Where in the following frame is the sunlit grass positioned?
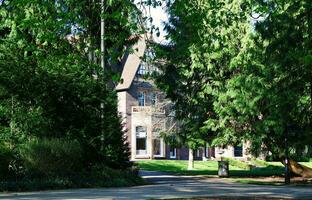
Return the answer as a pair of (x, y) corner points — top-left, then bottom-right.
(136, 160), (287, 177)
(301, 162), (312, 168)
(137, 160), (241, 172)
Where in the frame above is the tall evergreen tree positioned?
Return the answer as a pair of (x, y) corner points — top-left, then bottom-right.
(155, 0), (312, 177)
(155, 0), (252, 168)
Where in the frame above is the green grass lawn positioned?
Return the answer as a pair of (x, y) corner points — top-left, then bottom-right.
(301, 162), (312, 168)
(136, 160), (287, 177)
(136, 160), (312, 177)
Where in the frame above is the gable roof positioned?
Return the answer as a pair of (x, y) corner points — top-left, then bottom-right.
(116, 36), (147, 91)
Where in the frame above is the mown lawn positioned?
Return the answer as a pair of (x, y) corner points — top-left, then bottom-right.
(301, 162), (312, 168)
(136, 160), (312, 177)
(137, 160), (230, 172)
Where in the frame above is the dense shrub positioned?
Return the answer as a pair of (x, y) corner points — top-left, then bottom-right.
(0, 165), (144, 192)
(0, 143), (13, 177)
(19, 138), (83, 176)
(0, 2), (132, 172)
(0, 1), (137, 192)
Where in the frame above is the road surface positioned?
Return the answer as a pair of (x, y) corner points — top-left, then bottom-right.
(0, 171), (311, 200)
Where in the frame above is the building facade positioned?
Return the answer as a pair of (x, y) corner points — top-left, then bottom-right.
(116, 36), (250, 161)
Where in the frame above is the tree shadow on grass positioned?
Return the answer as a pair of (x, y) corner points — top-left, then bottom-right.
(141, 164), (285, 178)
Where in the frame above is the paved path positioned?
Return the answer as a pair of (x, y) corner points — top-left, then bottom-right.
(0, 171), (312, 200)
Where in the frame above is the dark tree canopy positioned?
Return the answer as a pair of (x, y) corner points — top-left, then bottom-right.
(0, 0), (144, 171)
(154, 0), (312, 161)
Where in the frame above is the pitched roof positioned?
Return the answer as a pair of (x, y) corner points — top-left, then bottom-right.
(116, 36), (147, 91)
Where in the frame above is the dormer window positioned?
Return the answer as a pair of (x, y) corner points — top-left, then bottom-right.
(138, 91), (145, 106)
(137, 63), (147, 75)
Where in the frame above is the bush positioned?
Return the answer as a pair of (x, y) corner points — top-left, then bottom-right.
(81, 164), (144, 187)
(89, 164), (140, 180)
(0, 165), (144, 192)
(19, 138), (83, 176)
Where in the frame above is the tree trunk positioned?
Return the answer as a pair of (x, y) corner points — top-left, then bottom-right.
(284, 159), (312, 178)
(307, 145), (312, 158)
(188, 148), (194, 170)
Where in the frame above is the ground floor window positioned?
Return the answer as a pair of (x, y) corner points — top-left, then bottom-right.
(136, 126), (147, 155)
(195, 149), (200, 157)
(153, 138), (162, 156)
(170, 147), (176, 159)
(205, 143), (209, 158)
(234, 146), (243, 157)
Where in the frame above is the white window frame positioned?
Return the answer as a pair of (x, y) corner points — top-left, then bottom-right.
(205, 143), (209, 158)
(196, 149), (200, 157)
(135, 126), (147, 156)
(170, 147), (177, 159)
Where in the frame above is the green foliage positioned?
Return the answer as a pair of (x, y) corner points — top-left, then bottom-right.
(19, 138), (83, 176)
(0, 0), (146, 191)
(0, 0), (136, 173)
(0, 166), (143, 192)
(154, 0), (312, 161)
(154, 0), (221, 149)
(209, 0), (312, 158)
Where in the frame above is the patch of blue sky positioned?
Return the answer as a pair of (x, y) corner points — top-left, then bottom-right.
(134, 0), (169, 44)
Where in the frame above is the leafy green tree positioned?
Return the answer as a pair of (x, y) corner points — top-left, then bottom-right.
(0, 0), (142, 173)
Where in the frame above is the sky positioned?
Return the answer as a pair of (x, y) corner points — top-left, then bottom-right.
(149, 4), (168, 43)
(135, 1), (169, 44)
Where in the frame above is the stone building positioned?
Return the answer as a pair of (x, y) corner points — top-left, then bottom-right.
(116, 36), (168, 160)
(116, 36), (250, 161)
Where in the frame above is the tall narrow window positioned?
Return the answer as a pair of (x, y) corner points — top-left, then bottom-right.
(138, 92), (145, 106)
(205, 143), (209, 158)
(196, 149), (200, 157)
(153, 138), (161, 156)
(151, 93), (157, 106)
(170, 146), (176, 159)
(136, 126), (147, 155)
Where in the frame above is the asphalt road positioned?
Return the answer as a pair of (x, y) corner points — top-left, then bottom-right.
(0, 171), (311, 200)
